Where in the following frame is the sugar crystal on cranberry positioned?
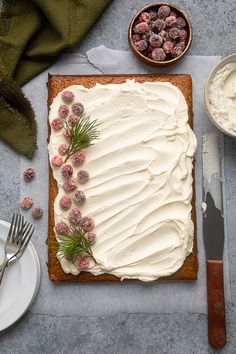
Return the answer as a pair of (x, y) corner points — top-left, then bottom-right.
(58, 143), (69, 156)
(85, 232), (96, 245)
(170, 11), (177, 18)
(62, 164), (73, 179)
(51, 118), (63, 131)
(163, 41), (174, 54)
(179, 29), (187, 41)
(63, 180), (77, 193)
(72, 102), (84, 116)
(158, 5), (171, 19)
(68, 114), (78, 126)
(68, 208), (81, 225)
(176, 17), (186, 29)
(152, 47), (166, 61)
(149, 34), (163, 48)
(58, 105), (69, 119)
(135, 39), (148, 52)
(31, 207), (43, 219)
(132, 34), (142, 42)
(73, 190), (86, 205)
(59, 195), (72, 210)
(51, 155), (63, 167)
(71, 151), (86, 165)
(165, 16), (177, 27)
(20, 196), (33, 209)
(171, 45), (184, 58)
(76, 256), (89, 270)
(169, 27), (180, 39)
(80, 216), (95, 232)
(77, 170), (90, 184)
(159, 30), (170, 42)
(61, 90), (75, 104)
(133, 21), (150, 34)
(138, 12), (151, 23)
(55, 221), (69, 235)
(152, 19), (166, 33)
(23, 168), (35, 182)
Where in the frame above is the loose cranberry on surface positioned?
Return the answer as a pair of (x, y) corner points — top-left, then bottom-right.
(158, 5), (171, 19)
(134, 39), (148, 52)
(51, 155), (63, 167)
(51, 118), (63, 131)
(152, 18), (166, 33)
(63, 180), (77, 193)
(149, 34), (163, 48)
(62, 164), (73, 179)
(152, 47), (166, 61)
(68, 208), (82, 225)
(55, 221), (70, 235)
(58, 143), (69, 156)
(75, 256), (90, 270)
(23, 168), (35, 182)
(77, 170), (90, 184)
(20, 196), (33, 209)
(73, 190), (86, 205)
(72, 102), (84, 116)
(133, 21), (150, 34)
(71, 151), (86, 165)
(80, 216), (95, 232)
(31, 207), (43, 219)
(58, 105), (69, 119)
(61, 90), (75, 104)
(59, 195), (72, 210)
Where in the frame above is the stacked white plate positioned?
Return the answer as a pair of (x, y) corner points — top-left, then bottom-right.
(0, 220), (40, 331)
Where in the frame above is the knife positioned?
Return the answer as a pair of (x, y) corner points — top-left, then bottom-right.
(202, 132), (226, 348)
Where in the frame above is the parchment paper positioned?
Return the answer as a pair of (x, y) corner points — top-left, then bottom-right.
(20, 46), (230, 316)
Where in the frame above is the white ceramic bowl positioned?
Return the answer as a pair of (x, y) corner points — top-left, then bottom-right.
(205, 53), (236, 138)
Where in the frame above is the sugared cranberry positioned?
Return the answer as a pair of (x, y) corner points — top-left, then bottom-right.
(72, 102), (84, 116)
(68, 208), (81, 225)
(169, 27), (180, 39)
(73, 190), (86, 205)
(152, 47), (166, 61)
(133, 22), (150, 34)
(176, 17), (186, 29)
(62, 164), (73, 179)
(179, 29), (187, 41)
(149, 34), (163, 48)
(59, 195), (72, 210)
(20, 196), (33, 209)
(159, 30), (170, 42)
(51, 155), (63, 167)
(55, 221), (69, 235)
(152, 19), (166, 33)
(158, 5), (171, 19)
(75, 256), (89, 270)
(31, 207), (43, 219)
(63, 180), (77, 193)
(170, 11), (177, 18)
(61, 90), (75, 104)
(171, 45), (184, 58)
(85, 232), (96, 245)
(51, 118), (63, 131)
(176, 41), (186, 50)
(71, 151), (86, 165)
(80, 216), (95, 232)
(165, 16), (177, 27)
(58, 143), (69, 156)
(68, 114), (78, 126)
(58, 105), (69, 119)
(23, 168), (35, 182)
(138, 12), (151, 23)
(134, 39), (148, 52)
(132, 34), (142, 42)
(77, 170), (90, 184)
(162, 41), (174, 54)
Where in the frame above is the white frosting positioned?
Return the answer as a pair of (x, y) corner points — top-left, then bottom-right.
(48, 79), (197, 281)
(209, 62), (236, 135)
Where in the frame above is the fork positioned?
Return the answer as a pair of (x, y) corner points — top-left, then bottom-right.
(0, 214), (35, 286)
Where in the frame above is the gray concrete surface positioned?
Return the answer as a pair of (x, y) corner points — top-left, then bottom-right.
(1, 1), (236, 353)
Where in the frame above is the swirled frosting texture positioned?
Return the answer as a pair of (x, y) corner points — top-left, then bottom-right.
(48, 80), (197, 281)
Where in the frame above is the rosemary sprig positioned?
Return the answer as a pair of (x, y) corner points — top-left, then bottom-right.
(57, 226), (96, 263)
(64, 112), (100, 161)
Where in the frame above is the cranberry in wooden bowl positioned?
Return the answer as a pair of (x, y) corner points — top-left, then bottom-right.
(128, 3), (192, 67)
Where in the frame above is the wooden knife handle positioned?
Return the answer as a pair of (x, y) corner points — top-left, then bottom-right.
(207, 260), (226, 348)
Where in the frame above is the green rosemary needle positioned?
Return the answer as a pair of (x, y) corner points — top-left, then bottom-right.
(57, 226), (96, 263)
(64, 112), (100, 161)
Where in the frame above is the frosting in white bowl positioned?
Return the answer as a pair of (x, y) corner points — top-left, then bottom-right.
(48, 79), (197, 281)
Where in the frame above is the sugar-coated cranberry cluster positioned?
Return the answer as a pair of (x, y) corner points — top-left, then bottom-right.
(52, 92), (96, 270)
(132, 5), (188, 62)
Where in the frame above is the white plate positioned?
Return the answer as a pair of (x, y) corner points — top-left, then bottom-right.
(0, 220), (40, 331)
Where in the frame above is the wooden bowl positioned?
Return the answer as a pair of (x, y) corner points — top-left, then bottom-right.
(128, 2), (192, 67)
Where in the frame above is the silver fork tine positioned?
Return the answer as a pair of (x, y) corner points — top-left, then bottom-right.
(7, 214), (16, 242)
(21, 224), (34, 245)
(11, 214), (19, 242)
(15, 215), (24, 243)
(19, 226), (34, 253)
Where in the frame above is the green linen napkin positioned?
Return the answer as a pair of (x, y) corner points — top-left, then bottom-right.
(0, 0), (111, 158)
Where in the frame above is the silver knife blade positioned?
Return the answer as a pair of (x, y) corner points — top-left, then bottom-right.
(202, 133), (224, 260)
